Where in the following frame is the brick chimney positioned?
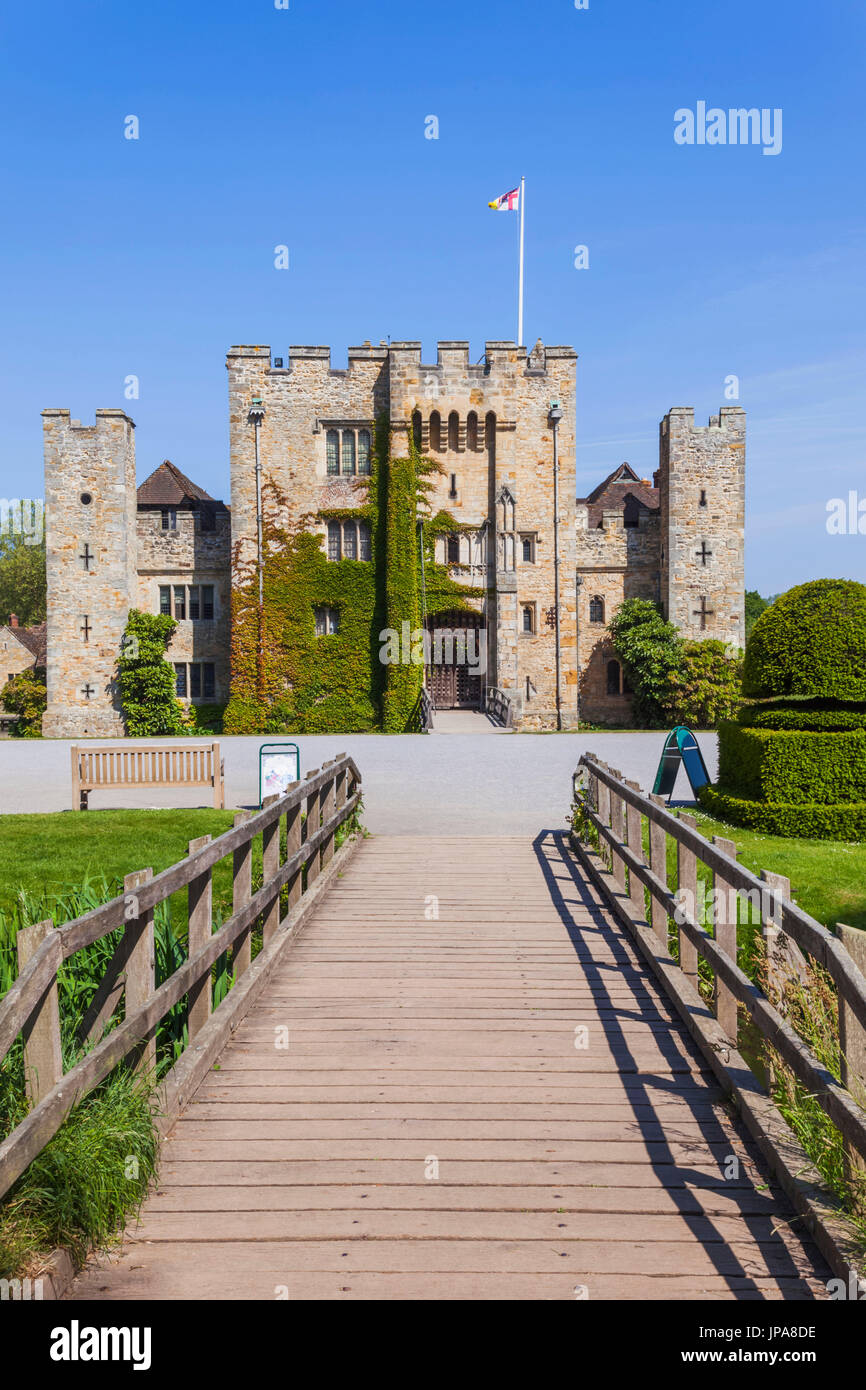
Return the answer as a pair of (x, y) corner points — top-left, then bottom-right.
(9, 613), (18, 628)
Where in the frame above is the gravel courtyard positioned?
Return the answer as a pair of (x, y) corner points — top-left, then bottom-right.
(0, 730), (717, 836)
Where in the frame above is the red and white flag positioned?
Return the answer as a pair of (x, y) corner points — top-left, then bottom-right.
(488, 186), (520, 212)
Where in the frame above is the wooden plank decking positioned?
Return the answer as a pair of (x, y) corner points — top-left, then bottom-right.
(68, 834), (830, 1301)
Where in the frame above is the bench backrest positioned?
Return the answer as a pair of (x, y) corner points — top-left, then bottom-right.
(71, 743), (223, 809)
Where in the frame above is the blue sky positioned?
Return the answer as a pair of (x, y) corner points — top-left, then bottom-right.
(0, 0), (864, 593)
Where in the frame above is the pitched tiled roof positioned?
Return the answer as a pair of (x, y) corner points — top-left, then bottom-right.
(578, 463), (659, 529)
(2, 620), (46, 666)
(137, 460), (217, 507)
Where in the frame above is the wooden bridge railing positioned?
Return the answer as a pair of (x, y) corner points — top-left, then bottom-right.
(485, 686), (514, 729)
(572, 754), (866, 1187)
(0, 754), (362, 1201)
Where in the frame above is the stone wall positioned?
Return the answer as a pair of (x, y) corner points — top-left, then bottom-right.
(227, 339), (580, 729)
(42, 409), (136, 737)
(659, 406), (746, 650)
(135, 507), (231, 704)
(0, 629), (38, 687)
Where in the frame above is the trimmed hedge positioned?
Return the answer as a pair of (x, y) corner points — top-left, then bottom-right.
(737, 702), (866, 732)
(698, 784), (866, 842)
(743, 579), (866, 701)
(716, 721), (866, 806)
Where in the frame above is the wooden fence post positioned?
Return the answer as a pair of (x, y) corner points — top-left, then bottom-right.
(624, 780), (646, 918)
(285, 787), (303, 912)
(760, 870), (790, 1010)
(596, 765), (611, 870)
(261, 794), (281, 945)
(676, 812), (699, 992)
(759, 869), (790, 1090)
(17, 920), (62, 1109)
(232, 812), (253, 979)
(712, 836), (739, 1042)
(187, 836), (213, 1042)
(335, 756), (348, 830)
(320, 759), (337, 869)
(608, 769), (627, 890)
(837, 923), (866, 1209)
(304, 770), (321, 889)
(648, 794), (669, 949)
(123, 867), (156, 1075)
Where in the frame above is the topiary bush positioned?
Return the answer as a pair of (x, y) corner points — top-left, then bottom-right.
(707, 579), (866, 839)
(743, 579), (866, 701)
(716, 721), (866, 805)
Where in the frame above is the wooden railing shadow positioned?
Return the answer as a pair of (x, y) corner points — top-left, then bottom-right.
(532, 828), (816, 1298)
(567, 754), (866, 1285)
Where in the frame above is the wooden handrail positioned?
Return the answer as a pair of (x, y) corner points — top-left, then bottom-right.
(57, 757), (361, 958)
(580, 754), (866, 1033)
(0, 756), (362, 1201)
(573, 754), (866, 1168)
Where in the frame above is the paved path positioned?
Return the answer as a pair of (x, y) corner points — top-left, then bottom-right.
(0, 731), (716, 835)
(67, 833), (828, 1301)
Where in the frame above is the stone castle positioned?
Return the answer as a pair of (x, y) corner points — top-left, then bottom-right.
(37, 339), (745, 736)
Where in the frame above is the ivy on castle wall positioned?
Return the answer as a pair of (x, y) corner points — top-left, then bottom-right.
(223, 416), (476, 736)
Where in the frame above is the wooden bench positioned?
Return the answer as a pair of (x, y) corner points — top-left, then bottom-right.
(71, 743), (225, 811)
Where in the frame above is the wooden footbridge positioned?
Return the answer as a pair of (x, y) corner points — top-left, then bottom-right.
(3, 754), (866, 1300)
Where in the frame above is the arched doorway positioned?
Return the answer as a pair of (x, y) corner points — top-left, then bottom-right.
(426, 610), (485, 709)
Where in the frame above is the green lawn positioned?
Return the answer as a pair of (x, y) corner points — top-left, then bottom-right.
(0, 809), (240, 935)
(689, 810), (866, 934)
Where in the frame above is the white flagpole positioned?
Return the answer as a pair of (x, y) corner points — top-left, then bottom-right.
(517, 176), (525, 347)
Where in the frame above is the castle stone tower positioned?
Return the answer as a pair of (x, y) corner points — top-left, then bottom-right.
(42, 409), (137, 737)
(658, 406), (745, 651)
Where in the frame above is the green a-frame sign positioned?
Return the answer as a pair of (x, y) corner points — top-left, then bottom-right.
(652, 726), (711, 803)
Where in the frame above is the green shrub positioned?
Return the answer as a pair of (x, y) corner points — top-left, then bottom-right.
(664, 639), (742, 727)
(743, 579), (866, 701)
(118, 610), (187, 737)
(0, 669), (46, 737)
(716, 721), (866, 805)
(738, 701), (866, 732)
(608, 599), (684, 726)
(697, 784), (866, 841)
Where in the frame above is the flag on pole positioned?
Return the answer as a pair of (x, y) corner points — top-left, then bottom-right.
(488, 187), (520, 212)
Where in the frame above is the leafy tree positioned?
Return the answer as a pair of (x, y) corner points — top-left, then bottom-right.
(0, 536), (46, 627)
(0, 669), (47, 737)
(607, 599), (682, 726)
(744, 589), (770, 642)
(117, 610), (188, 737)
(664, 640), (742, 728)
(609, 598), (741, 728)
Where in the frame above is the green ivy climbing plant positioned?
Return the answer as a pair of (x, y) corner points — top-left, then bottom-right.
(223, 415), (477, 735)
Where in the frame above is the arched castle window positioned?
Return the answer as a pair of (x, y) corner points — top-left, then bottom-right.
(412, 411), (422, 448)
(326, 430), (340, 476)
(358, 430), (371, 475)
(486, 412), (496, 465)
(467, 412), (478, 451)
(606, 659), (621, 696)
(448, 411), (459, 452)
(429, 411), (441, 451)
(341, 431), (356, 475)
(522, 605), (535, 634)
(589, 596), (605, 623)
